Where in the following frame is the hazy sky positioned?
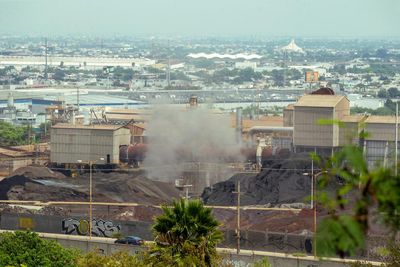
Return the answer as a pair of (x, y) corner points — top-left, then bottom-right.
(0, 0), (399, 38)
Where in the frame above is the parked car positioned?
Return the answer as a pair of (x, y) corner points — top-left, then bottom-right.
(114, 236), (144, 245)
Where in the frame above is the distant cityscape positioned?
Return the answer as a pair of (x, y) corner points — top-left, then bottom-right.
(0, 36), (399, 127)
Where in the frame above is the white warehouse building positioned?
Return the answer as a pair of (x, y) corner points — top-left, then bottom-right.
(50, 124), (130, 165)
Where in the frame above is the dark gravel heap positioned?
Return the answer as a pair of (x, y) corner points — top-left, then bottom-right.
(202, 153), (315, 205)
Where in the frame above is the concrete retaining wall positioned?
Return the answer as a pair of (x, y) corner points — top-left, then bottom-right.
(36, 232), (383, 267)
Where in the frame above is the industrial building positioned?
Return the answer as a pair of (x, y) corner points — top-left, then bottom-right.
(50, 124), (130, 165)
(292, 94), (350, 153)
(363, 116), (399, 167)
(283, 92), (399, 167)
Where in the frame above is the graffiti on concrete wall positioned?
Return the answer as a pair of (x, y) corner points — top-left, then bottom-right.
(62, 218), (121, 237)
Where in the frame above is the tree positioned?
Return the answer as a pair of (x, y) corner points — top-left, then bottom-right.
(314, 138), (400, 258)
(388, 87), (399, 98)
(377, 89), (387, 98)
(0, 121), (29, 146)
(270, 70), (285, 87)
(150, 199), (223, 267)
(53, 69), (66, 81)
(0, 231), (78, 267)
(191, 59), (215, 69)
(376, 48), (388, 59)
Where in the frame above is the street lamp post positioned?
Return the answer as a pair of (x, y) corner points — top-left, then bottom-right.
(303, 170), (327, 258)
(77, 157), (104, 238)
(232, 181), (242, 254)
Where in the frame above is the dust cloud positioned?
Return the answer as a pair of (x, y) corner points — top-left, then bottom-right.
(143, 104), (242, 183)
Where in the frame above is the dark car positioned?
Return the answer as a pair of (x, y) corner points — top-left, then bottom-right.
(114, 236), (144, 245)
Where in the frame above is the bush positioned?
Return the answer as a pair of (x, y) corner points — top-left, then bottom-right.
(76, 251), (145, 267)
(0, 231), (78, 267)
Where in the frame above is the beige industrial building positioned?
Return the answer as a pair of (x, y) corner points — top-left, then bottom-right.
(292, 94), (350, 152)
(363, 116), (399, 167)
(285, 93), (399, 166)
(50, 124), (130, 164)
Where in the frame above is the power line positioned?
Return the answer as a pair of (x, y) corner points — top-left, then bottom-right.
(45, 167), (320, 172)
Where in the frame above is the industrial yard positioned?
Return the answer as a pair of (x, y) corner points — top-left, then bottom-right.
(0, 88), (398, 257)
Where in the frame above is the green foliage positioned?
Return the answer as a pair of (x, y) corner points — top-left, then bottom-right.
(170, 71), (191, 81)
(146, 66), (164, 74)
(53, 69), (66, 81)
(350, 99), (398, 116)
(0, 231), (78, 267)
(191, 59), (215, 69)
(387, 87), (399, 98)
(151, 199), (223, 267)
(76, 250), (145, 267)
(315, 140), (400, 258)
(252, 257), (272, 267)
(317, 215), (365, 258)
(378, 89), (388, 98)
(385, 242), (400, 267)
(112, 66), (135, 81)
(350, 261), (375, 267)
(142, 242), (221, 267)
(211, 67), (262, 84)
(0, 121), (29, 146)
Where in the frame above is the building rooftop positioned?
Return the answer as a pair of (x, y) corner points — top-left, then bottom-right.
(0, 147), (30, 158)
(342, 115), (367, 123)
(106, 114), (150, 122)
(294, 94), (347, 108)
(365, 116), (397, 124)
(105, 108), (152, 115)
(284, 104), (294, 110)
(51, 123), (125, 130)
(231, 115), (283, 132)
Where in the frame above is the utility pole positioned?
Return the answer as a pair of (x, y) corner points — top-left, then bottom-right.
(167, 40), (171, 87)
(311, 150), (314, 208)
(233, 181), (242, 254)
(396, 101), (398, 176)
(76, 87), (80, 115)
(44, 38), (48, 81)
(89, 161), (93, 239)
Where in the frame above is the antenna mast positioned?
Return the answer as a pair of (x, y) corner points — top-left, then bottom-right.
(44, 38), (48, 81)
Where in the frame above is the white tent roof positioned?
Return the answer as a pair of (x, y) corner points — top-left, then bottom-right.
(281, 39), (304, 53)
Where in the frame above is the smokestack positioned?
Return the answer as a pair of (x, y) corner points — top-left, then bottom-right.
(236, 108), (243, 144)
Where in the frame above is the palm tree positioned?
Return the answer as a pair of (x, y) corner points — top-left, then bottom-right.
(152, 199), (223, 266)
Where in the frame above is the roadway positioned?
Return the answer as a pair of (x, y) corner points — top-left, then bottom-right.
(0, 230), (384, 267)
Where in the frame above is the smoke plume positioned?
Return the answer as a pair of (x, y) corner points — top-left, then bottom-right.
(143, 104), (242, 185)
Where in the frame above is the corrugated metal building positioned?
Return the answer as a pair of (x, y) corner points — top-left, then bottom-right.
(50, 124), (130, 164)
(339, 115), (366, 146)
(363, 116), (400, 167)
(293, 94), (350, 152)
(283, 104), (294, 127)
(284, 93), (400, 167)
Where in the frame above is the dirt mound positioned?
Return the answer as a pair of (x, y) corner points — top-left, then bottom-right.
(202, 153), (314, 206)
(0, 175), (41, 200)
(11, 166), (66, 179)
(84, 170), (181, 204)
(0, 174), (89, 201)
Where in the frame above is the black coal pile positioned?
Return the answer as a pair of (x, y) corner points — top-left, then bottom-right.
(202, 153), (314, 205)
(0, 175), (41, 200)
(11, 166), (66, 179)
(0, 174), (89, 201)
